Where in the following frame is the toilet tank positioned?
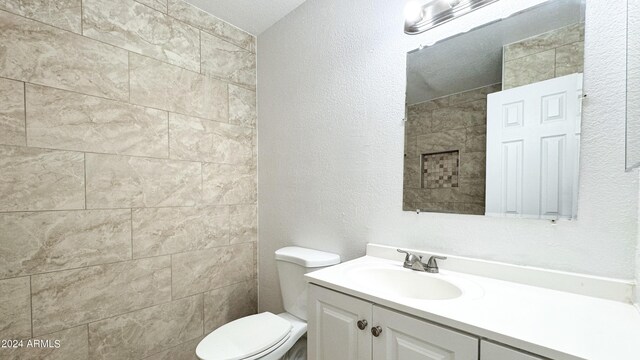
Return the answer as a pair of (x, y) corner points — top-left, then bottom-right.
(275, 247), (340, 321)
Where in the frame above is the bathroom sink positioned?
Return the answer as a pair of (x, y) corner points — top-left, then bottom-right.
(347, 266), (462, 300)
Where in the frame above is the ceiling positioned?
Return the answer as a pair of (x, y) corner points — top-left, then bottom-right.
(406, 0), (585, 105)
(184, 0), (308, 35)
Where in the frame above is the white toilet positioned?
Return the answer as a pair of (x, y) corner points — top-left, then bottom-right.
(196, 246), (340, 360)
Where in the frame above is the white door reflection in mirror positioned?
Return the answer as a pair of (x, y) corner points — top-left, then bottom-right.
(486, 74), (583, 219)
(402, 0), (585, 218)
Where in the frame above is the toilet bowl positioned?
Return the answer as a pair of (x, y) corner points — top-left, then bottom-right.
(196, 247), (340, 360)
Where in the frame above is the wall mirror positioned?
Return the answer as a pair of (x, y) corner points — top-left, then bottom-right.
(628, 0), (640, 170)
(403, 0), (586, 219)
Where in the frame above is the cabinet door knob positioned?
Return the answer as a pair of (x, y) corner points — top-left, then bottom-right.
(357, 319), (368, 330)
(371, 326), (382, 337)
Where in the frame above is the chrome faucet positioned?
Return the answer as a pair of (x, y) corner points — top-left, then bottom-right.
(397, 249), (447, 273)
(397, 249), (424, 271)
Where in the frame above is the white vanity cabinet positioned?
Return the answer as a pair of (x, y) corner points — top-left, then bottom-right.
(305, 247), (640, 360)
(308, 284), (478, 360)
(307, 284), (372, 360)
(481, 340), (546, 360)
(373, 305), (478, 360)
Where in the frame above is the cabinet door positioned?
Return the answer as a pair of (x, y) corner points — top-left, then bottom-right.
(481, 340), (546, 360)
(308, 285), (372, 360)
(372, 306), (478, 360)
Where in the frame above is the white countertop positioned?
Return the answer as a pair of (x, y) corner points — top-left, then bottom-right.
(305, 254), (640, 360)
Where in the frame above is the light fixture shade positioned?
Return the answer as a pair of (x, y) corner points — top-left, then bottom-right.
(405, 0), (501, 35)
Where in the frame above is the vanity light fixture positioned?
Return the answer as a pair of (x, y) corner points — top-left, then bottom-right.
(404, 0), (501, 35)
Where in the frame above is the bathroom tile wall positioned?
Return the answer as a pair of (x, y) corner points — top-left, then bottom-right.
(503, 23), (585, 89)
(403, 84), (500, 215)
(0, 0), (257, 359)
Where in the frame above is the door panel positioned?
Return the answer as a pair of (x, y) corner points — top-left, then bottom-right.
(540, 135), (565, 216)
(481, 340), (545, 360)
(486, 73), (582, 219)
(308, 285), (372, 360)
(372, 306), (478, 360)
(502, 140), (523, 214)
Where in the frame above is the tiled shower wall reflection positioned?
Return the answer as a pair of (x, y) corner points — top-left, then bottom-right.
(0, 0), (257, 359)
(503, 22), (585, 89)
(403, 84), (500, 215)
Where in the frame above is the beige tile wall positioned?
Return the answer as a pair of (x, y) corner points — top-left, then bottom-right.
(403, 84), (500, 215)
(0, 0), (257, 358)
(503, 23), (585, 89)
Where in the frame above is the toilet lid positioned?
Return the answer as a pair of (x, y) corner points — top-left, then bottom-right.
(196, 312), (293, 360)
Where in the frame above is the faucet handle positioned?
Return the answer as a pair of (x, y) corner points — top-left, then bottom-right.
(397, 249), (422, 261)
(396, 248), (409, 260)
(425, 255), (447, 273)
(397, 249), (423, 270)
(427, 255), (447, 264)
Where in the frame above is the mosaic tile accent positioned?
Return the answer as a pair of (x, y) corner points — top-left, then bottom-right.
(404, 84), (497, 214)
(422, 150), (459, 189)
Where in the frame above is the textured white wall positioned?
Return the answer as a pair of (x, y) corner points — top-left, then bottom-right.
(257, 0), (638, 313)
(637, 171), (640, 305)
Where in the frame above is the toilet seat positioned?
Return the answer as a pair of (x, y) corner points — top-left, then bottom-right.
(241, 333), (291, 360)
(196, 312), (293, 360)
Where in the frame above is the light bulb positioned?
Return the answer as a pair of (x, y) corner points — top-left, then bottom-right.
(404, 1), (424, 23)
(448, 0), (461, 7)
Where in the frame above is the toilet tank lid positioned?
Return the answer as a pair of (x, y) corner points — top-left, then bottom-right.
(275, 247), (340, 268)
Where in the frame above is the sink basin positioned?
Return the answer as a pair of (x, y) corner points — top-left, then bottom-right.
(347, 266), (462, 300)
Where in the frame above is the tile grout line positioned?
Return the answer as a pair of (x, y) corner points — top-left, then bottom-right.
(81, 292), (203, 330)
(503, 28), (584, 63)
(174, 0), (256, 46)
(196, 22), (256, 54)
(80, 0), (83, 34)
(17, 324), (89, 343)
(0, 139), (252, 171)
(0, 200), (257, 215)
(27, 279), (256, 340)
(0, 6), (255, 78)
(23, 81), (27, 146)
(227, 83), (231, 124)
(132, 0), (248, 48)
(0, 241), (255, 282)
(0, 143), (210, 165)
(84, 324), (89, 358)
(141, 335), (200, 360)
(0, 204), (192, 215)
(128, 52), (131, 104)
(0, 9), (77, 37)
(202, 287), (205, 335)
(130, 209), (134, 260)
(171, 278), (253, 302)
(32, 281), (234, 339)
(127, 50), (256, 92)
(227, 204), (232, 245)
(29, 275), (33, 338)
(132, 0), (167, 14)
(83, 153), (87, 209)
(0, 76), (256, 131)
(163, 0), (256, 53)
